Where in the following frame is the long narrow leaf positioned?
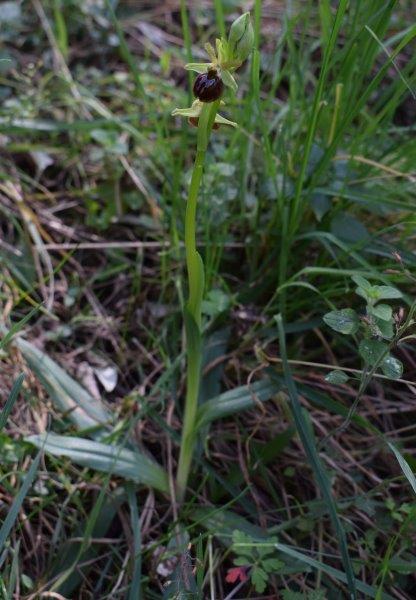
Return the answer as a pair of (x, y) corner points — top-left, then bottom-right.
(289, 0), (349, 232)
(127, 484), (142, 600)
(196, 379), (281, 428)
(283, 375), (416, 497)
(16, 337), (112, 435)
(190, 506), (265, 543)
(51, 465), (117, 592)
(191, 506), (387, 595)
(275, 543), (394, 600)
(26, 433), (169, 493)
(53, 488), (126, 596)
(0, 374), (24, 431)
(0, 305), (41, 351)
(0, 451), (41, 551)
(276, 314), (357, 599)
(388, 442), (416, 496)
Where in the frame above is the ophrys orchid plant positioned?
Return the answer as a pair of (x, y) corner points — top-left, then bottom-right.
(172, 13), (254, 501)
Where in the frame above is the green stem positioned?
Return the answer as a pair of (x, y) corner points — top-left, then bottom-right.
(176, 101), (220, 502)
(184, 148), (205, 326)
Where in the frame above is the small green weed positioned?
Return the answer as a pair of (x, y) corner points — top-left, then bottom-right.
(228, 530), (283, 594)
(323, 274), (413, 384)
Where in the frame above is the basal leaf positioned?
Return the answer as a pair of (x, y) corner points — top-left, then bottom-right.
(196, 379), (281, 428)
(26, 433), (169, 493)
(16, 337), (112, 436)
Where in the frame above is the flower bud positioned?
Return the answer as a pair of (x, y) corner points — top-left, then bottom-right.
(227, 12), (254, 64)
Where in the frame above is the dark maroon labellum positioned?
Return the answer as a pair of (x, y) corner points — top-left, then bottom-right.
(193, 69), (224, 103)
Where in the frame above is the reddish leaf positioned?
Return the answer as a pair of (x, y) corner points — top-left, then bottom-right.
(225, 566), (248, 584)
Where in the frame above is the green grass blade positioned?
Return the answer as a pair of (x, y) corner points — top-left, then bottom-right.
(0, 305), (41, 351)
(103, 0), (145, 98)
(312, 23), (416, 186)
(26, 433), (169, 493)
(190, 506), (265, 544)
(180, 0), (193, 99)
(52, 0), (68, 58)
(365, 25), (415, 99)
(275, 543), (395, 600)
(191, 506), (387, 597)
(7, 539), (20, 599)
(288, 0), (349, 235)
(53, 488), (126, 596)
(213, 0), (226, 39)
(52, 470), (116, 593)
(275, 314), (357, 599)
(0, 450), (41, 551)
(387, 442), (416, 496)
(127, 484), (142, 600)
(196, 379), (281, 428)
(0, 374), (24, 432)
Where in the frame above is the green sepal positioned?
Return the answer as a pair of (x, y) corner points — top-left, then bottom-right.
(204, 42), (217, 62)
(185, 62), (210, 73)
(172, 100), (202, 118)
(215, 113), (237, 127)
(221, 68), (238, 93)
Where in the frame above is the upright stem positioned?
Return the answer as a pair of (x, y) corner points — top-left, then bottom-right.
(176, 101), (220, 502)
(184, 149), (205, 327)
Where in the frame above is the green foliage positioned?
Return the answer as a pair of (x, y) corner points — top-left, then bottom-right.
(15, 336), (113, 435)
(325, 370), (349, 385)
(323, 308), (359, 335)
(381, 355), (403, 379)
(282, 590), (326, 600)
(1, 1), (415, 597)
(358, 339), (388, 366)
(231, 530), (283, 593)
(176, 13), (253, 502)
(0, 450), (41, 552)
(324, 276), (406, 380)
(0, 374), (24, 431)
(276, 315), (357, 597)
(26, 433), (170, 493)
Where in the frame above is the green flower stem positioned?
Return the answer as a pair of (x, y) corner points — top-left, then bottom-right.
(176, 100), (220, 502)
(184, 149), (205, 325)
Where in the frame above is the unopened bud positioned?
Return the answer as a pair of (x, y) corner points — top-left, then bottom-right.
(228, 12), (254, 64)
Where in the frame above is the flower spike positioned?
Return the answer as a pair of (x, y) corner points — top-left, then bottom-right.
(180, 12), (254, 98)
